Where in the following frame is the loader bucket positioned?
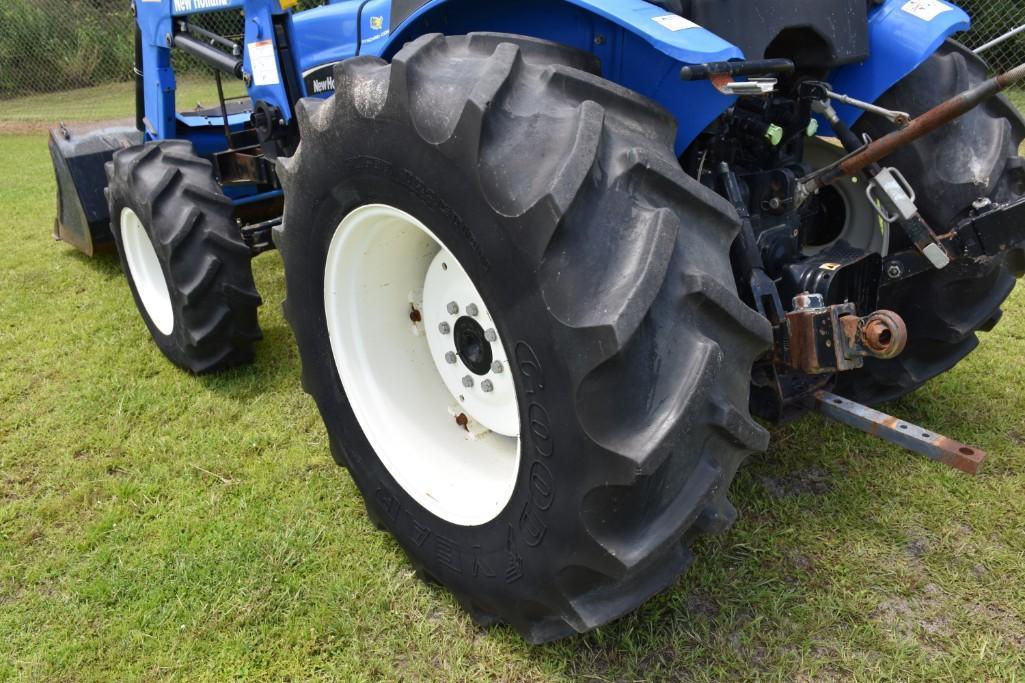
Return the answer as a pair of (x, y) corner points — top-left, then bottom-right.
(48, 127), (142, 256)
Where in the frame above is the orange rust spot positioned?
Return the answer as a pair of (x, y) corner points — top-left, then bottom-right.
(936, 436), (986, 475)
(455, 413), (469, 431)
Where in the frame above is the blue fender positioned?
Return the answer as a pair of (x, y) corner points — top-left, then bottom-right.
(828, 0), (970, 129)
(139, 0), (972, 155)
(373, 0), (742, 153)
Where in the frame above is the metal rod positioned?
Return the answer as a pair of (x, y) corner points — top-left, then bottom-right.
(826, 89), (910, 126)
(974, 23), (1025, 55)
(183, 22), (241, 56)
(814, 392), (986, 474)
(214, 69), (233, 150)
(804, 61), (1025, 194)
(681, 58), (795, 81)
(172, 33), (244, 80)
(134, 24), (145, 133)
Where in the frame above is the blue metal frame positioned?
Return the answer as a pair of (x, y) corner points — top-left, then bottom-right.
(134, 0), (973, 182)
(829, 0), (970, 128)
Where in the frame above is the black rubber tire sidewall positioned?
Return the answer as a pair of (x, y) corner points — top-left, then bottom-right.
(282, 145), (613, 630)
(106, 142), (262, 374)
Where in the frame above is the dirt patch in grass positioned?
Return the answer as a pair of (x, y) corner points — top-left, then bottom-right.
(760, 466), (834, 498)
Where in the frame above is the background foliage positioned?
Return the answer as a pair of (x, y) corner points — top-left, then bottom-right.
(0, 0), (327, 99)
(0, 0), (1022, 103)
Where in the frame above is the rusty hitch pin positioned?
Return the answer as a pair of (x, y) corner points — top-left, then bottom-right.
(800, 61), (1025, 199)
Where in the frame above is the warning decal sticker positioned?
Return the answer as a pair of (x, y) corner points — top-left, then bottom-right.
(901, 0), (954, 21)
(652, 15), (699, 32)
(247, 40), (280, 87)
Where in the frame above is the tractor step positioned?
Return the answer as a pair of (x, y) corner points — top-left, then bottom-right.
(814, 391), (986, 475)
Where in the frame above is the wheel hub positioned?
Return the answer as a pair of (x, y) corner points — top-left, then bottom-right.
(453, 316), (493, 375)
(422, 249), (517, 437)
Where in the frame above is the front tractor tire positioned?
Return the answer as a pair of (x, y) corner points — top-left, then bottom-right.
(276, 33), (772, 642)
(106, 141), (263, 374)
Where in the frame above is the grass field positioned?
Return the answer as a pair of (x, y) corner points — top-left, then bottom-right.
(2, 93), (1025, 681)
(0, 77), (248, 127)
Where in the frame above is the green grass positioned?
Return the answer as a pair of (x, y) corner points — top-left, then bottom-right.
(3, 121), (1025, 680)
(1011, 90), (1025, 128)
(0, 76), (247, 125)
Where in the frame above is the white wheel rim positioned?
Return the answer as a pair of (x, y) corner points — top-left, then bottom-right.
(324, 204), (521, 527)
(120, 207), (174, 336)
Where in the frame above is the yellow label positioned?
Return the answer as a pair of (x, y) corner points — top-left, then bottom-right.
(820, 263), (842, 272)
(280, 0), (298, 9)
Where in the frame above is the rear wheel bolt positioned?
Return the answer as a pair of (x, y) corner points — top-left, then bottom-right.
(462, 375), (474, 388)
(439, 322), (451, 335)
(484, 329), (497, 343)
(447, 302), (460, 315)
(481, 380), (494, 393)
(491, 361), (504, 374)
(445, 352), (457, 364)
(466, 304), (479, 317)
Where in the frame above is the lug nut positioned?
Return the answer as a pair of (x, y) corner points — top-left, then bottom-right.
(481, 380), (494, 393)
(462, 376), (474, 388)
(445, 352), (457, 364)
(447, 302), (460, 315)
(438, 322), (451, 335)
(466, 304), (479, 317)
(484, 329), (498, 343)
(491, 361), (504, 374)
(886, 263), (904, 280)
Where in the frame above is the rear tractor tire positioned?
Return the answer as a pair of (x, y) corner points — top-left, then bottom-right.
(276, 33), (772, 642)
(836, 41), (1025, 404)
(106, 141), (263, 374)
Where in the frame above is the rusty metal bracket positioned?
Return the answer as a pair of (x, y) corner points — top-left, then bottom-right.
(814, 391), (986, 474)
(785, 294), (908, 375)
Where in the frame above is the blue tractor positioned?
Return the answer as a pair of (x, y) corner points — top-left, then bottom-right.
(49, 0), (1025, 642)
